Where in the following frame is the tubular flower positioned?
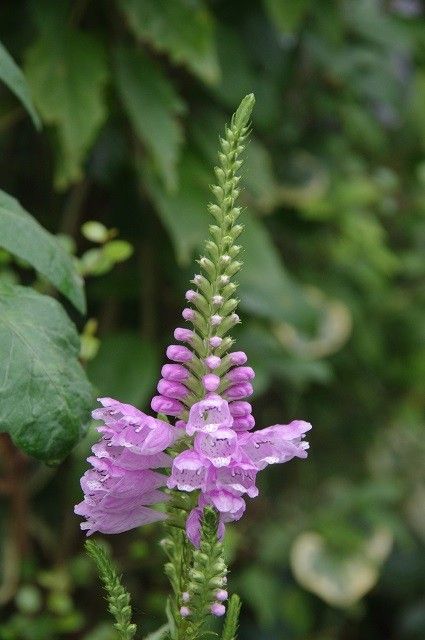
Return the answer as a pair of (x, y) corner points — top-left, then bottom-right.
(166, 394), (311, 546)
(74, 398), (174, 535)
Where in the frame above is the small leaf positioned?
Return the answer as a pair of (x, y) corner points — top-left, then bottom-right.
(87, 332), (159, 408)
(0, 39), (41, 129)
(24, 20), (108, 189)
(0, 189), (86, 313)
(0, 284), (93, 462)
(81, 221), (109, 244)
(120, 0), (220, 85)
(114, 46), (185, 191)
(102, 240), (134, 263)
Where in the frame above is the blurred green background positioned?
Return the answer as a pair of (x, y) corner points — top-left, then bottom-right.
(0, 0), (424, 638)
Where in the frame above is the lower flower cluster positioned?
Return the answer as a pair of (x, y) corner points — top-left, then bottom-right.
(167, 393), (311, 546)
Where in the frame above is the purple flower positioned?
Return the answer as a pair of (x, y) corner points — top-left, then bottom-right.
(166, 393), (312, 547)
(74, 398), (174, 536)
(185, 394), (233, 436)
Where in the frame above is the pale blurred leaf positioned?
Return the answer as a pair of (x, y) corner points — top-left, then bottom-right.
(290, 529), (393, 608)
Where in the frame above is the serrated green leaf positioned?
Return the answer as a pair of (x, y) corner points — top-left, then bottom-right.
(24, 23), (108, 189)
(0, 39), (41, 129)
(120, 0), (220, 85)
(87, 332), (159, 408)
(0, 189), (86, 313)
(0, 285), (93, 462)
(114, 46), (185, 191)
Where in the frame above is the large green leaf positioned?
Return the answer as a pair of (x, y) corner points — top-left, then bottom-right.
(0, 189), (86, 313)
(120, 0), (219, 85)
(87, 332), (159, 409)
(24, 24), (108, 189)
(0, 39), (40, 129)
(114, 46), (185, 191)
(0, 285), (93, 462)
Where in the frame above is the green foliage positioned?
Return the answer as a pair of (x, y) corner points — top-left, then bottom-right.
(221, 595), (241, 640)
(87, 332), (159, 407)
(0, 39), (40, 128)
(0, 189), (86, 313)
(0, 284), (92, 462)
(120, 0), (219, 85)
(85, 540), (137, 640)
(24, 5), (108, 188)
(114, 46), (185, 191)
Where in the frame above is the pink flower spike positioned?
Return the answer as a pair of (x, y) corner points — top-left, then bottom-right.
(205, 355), (221, 370)
(180, 606), (190, 617)
(216, 590), (228, 602)
(209, 336), (222, 348)
(224, 382), (254, 400)
(211, 314), (222, 326)
(157, 379), (189, 401)
(151, 395), (184, 416)
(161, 363), (189, 382)
(211, 603), (226, 617)
(195, 429), (237, 467)
(203, 374), (220, 392)
(186, 395), (233, 436)
(174, 327), (193, 342)
(182, 308), (195, 321)
(167, 345), (193, 363)
(229, 401), (252, 417)
(229, 351), (248, 365)
(227, 366), (255, 383)
(167, 450), (207, 491)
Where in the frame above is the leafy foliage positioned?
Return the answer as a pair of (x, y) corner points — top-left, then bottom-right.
(0, 189), (85, 313)
(0, 40), (40, 128)
(24, 4), (108, 188)
(0, 285), (92, 462)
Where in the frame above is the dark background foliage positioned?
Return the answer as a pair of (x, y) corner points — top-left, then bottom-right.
(0, 0), (424, 639)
